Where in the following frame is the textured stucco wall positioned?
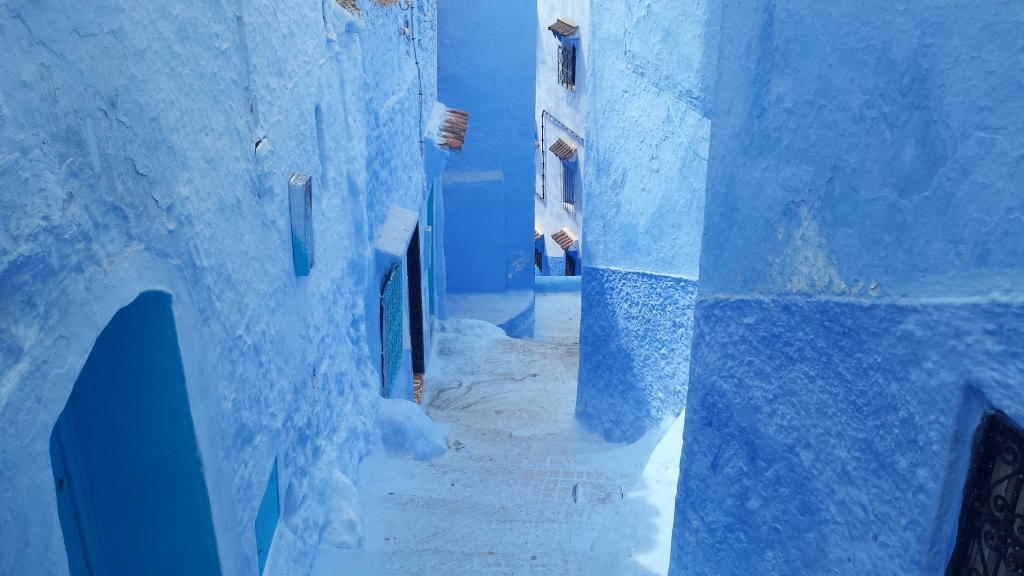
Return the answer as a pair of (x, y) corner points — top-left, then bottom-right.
(582, 0), (715, 277)
(361, 1), (440, 399)
(671, 0), (1024, 574)
(697, 1), (1024, 298)
(576, 267), (697, 442)
(576, 0), (717, 441)
(438, 0), (537, 294)
(0, 0), (435, 573)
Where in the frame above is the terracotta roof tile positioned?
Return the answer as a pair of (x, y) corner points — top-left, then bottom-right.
(423, 106), (470, 152)
(548, 18), (579, 37)
(439, 107), (469, 152)
(549, 137), (576, 161)
(551, 228), (577, 251)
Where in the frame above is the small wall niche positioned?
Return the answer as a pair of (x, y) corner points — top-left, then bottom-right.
(289, 173), (315, 276)
(48, 291), (221, 576)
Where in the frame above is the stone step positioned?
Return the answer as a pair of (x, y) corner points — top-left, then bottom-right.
(311, 547), (594, 576)
(358, 490), (624, 553)
(357, 454), (638, 502)
(422, 373), (579, 414)
(436, 422), (614, 457)
(311, 547), (655, 576)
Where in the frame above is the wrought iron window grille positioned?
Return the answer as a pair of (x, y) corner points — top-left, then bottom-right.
(379, 265), (403, 398)
(561, 161), (576, 217)
(538, 111), (583, 200)
(558, 45), (577, 91)
(947, 411), (1024, 576)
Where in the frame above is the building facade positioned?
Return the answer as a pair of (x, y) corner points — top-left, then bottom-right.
(434, 0), (537, 338)
(671, 1), (1024, 574)
(0, 0), (451, 573)
(437, 0), (537, 298)
(535, 1), (588, 277)
(575, 0), (717, 442)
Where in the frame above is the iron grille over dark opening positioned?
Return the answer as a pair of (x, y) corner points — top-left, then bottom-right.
(562, 162), (575, 216)
(558, 45), (576, 91)
(947, 411), (1024, 576)
(380, 265), (403, 398)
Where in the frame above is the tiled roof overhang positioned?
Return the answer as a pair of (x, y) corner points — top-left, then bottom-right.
(551, 228), (577, 251)
(549, 137), (576, 161)
(439, 108), (469, 152)
(548, 18), (579, 38)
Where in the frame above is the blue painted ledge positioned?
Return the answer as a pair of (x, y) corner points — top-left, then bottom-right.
(535, 276), (582, 293)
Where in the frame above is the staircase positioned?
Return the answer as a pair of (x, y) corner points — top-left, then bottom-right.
(313, 294), (678, 576)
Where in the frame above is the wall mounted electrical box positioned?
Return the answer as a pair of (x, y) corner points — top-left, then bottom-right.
(289, 173), (315, 276)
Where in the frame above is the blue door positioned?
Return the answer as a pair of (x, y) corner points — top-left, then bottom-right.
(49, 291), (221, 576)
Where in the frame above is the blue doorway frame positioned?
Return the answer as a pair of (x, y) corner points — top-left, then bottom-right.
(49, 291), (222, 576)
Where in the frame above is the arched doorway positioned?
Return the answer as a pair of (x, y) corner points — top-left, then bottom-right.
(49, 291), (221, 575)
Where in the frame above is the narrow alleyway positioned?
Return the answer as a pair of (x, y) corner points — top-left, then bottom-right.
(314, 292), (685, 575)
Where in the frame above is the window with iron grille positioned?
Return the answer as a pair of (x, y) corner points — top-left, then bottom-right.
(558, 45), (576, 91)
(561, 161), (575, 216)
(947, 411), (1024, 575)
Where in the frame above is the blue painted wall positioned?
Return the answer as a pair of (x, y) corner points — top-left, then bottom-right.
(576, 0), (717, 441)
(576, 269), (697, 442)
(438, 0), (537, 294)
(671, 0), (1024, 573)
(0, 0), (436, 572)
(359, 0), (445, 399)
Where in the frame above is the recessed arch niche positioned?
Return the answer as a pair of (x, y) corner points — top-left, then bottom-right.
(49, 291), (221, 575)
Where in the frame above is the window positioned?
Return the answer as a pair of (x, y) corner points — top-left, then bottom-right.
(535, 248), (543, 271)
(947, 411), (1024, 575)
(561, 161), (576, 216)
(558, 45), (577, 91)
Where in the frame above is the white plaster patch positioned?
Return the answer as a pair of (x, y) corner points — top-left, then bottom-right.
(771, 202), (848, 294)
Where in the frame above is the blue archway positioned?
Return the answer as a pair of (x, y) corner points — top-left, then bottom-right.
(49, 291), (221, 575)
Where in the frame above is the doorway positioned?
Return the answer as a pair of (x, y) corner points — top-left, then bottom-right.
(407, 224), (426, 375)
(49, 291), (221, 576)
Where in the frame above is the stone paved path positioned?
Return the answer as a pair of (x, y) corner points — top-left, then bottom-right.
(314, 293), (682, 575)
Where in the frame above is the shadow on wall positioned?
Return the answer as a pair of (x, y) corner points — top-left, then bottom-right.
(49, 291), (221, 576)
(576, 267), (698, 443)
